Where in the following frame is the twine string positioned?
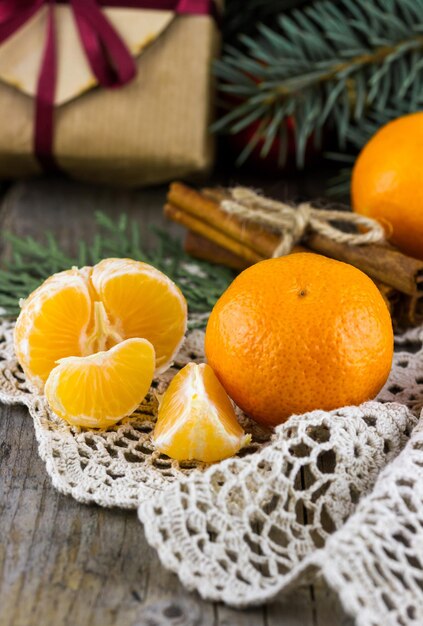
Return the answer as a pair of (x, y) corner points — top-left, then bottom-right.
(220, 187), (385, 257)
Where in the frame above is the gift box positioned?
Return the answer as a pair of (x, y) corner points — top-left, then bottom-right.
(0, 1), (220, 187)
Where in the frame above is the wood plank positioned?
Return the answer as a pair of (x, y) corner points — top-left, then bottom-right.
(0, 175), (350, 626)
(0, 404), (216, 626)
(0, 176), (185, 260)
(0, 166), (340, 256)
(267, 587), (314, 626)
(312, 583), (355, 626)
(216, 604), (266, 625)
(0, 178), (264, 626)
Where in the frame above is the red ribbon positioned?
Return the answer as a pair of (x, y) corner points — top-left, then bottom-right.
(0, 0), (217, 171)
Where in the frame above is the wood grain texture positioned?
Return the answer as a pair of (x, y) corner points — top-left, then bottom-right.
(0, 175), (351, 626)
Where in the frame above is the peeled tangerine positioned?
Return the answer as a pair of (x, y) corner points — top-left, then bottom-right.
(45, 338), (155, 429)
(14, 258), (187, 427)
(153, 363), (251, 463)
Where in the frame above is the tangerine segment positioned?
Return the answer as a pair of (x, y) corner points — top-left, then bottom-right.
(45, 338), (155, 428)
(14, 269), (92, 392)
(91, 259), (187, 374)
(153, 363), (251, 463)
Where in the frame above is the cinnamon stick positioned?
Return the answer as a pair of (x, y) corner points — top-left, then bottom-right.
(164, 203), (265, 265)
(168, 182), (277, 257)
(183, 230), (421, 328)
(167, 182), (423, 297)
(389, 293), (423, 329)
(184, 231), (250, 271)
(307, 233), (423, 296)
(203, 186), (423, 296)
(184, 230), (307, 268)
(373, 283), (423, 329)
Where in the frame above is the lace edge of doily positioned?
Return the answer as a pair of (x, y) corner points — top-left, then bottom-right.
(32, 403), (184, 509)
(3, 320), (423, 513)
(315, 421), (423, 626)
(140, 513), (322, 608)
(142, 418), (422, 614)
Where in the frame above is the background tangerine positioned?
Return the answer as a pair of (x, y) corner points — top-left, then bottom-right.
(352, 112), (423, 260)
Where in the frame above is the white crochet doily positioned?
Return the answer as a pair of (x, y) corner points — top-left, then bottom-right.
(0, 320), (270, 508)
(2, 318), (423, 625)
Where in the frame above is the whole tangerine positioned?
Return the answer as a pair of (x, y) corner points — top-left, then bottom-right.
(352, 112), (423, 260)
(205, 253), (393, 426)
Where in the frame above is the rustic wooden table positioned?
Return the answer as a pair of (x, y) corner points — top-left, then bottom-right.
(0, 176), (354, 626)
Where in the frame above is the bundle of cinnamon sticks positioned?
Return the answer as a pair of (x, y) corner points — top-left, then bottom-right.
(165, 182), (423, 328)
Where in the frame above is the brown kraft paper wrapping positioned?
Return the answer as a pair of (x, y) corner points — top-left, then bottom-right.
(0, 14), (219, 187)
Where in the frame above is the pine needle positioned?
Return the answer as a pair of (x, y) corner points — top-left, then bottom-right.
(0, 212), (235, 327)
(214, 0), (423, 167)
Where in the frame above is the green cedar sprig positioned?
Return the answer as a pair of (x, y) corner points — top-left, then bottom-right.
(213, 0), (423, 167)
(0, 212), (235, 327)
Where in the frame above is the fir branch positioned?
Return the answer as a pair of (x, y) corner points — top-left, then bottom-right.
(222, 0), (309, 41)
(0, 213), (235, 326)
(213, 0), (423, 166)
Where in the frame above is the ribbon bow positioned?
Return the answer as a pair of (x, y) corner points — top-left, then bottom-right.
(0, 0), (216, 170)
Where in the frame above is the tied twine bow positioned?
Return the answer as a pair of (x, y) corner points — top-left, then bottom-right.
(220, 187), (386, 257)
(0, 0), (217, 171)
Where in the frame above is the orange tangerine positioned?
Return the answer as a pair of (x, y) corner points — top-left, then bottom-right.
(45, 338), (155, 428)
(205, 253), (393, 426)
(153, 363), (250, 463)
(352, 112), (423, 260)
(14, 258), (187, 392)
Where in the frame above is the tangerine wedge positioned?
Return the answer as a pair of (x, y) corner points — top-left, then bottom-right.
(14, 268), (92, 392)
(153, 363), (251, 463)
(14, 259), (187, 392)
(45, 338), (155, 428)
